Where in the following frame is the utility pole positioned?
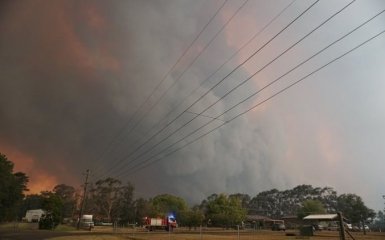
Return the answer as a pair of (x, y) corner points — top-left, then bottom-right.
(77, 169), (90, 230)
(337, 212), (346, 240)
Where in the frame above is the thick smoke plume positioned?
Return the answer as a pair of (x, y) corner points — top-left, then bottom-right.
(1, 0), (385, 210)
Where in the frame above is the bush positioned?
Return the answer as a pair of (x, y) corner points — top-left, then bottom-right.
(38, 213), (58, 230)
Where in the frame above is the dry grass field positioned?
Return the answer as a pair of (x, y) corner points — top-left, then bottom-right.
(2, 224), (384, 240)
(49, 228), (385, 240)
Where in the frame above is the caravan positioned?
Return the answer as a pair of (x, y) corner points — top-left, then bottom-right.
(24, 209), (46, 222)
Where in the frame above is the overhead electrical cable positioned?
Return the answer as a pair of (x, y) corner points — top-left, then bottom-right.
(95, 0), (320, 180)
(127, 16), (385, 175)
(95, 0), (317, 180)
(111, 0), (347, 175)
(138, 0), (297, 145)
(117, 0), (249, 143)
(118, 3), (383, 176)
(93, 0), (252, 179)
(90, 0), (228, 177)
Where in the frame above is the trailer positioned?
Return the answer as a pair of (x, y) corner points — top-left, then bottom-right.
(24, 209), (46, 222)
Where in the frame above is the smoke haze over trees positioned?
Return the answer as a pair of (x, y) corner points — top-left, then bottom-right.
(1, 153), (376, 229)
(1, 0), (385, 212)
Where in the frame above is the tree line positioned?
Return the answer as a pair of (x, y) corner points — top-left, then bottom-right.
(1, 152), (384, 230)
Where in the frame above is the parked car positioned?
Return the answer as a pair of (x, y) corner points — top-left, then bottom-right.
(327, 223), (339, 231)
(272, 223), (286, 231)
(345, 223), (353, 231)
(312, 224), (323, 231)
(359, 225), (370, 231)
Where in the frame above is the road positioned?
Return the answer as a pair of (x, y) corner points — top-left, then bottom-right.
(0, 230), (106, 240)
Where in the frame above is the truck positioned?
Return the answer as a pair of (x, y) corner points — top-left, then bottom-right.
(80, 215), (94, 230)
(143, 215), (177, 231)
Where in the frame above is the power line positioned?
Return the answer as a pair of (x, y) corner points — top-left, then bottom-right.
(94, 0), (316, 180)
(93, 0), (252, 180)
(186, 111), (226, 122)
(112, 0), (344, 176)
(128, 23), (385, 175)
(124, 10), (385, 176)
(125, 0), (249, 139)
(136, 0), (297, 152)
(99, 0), (321, 179)
(90, 0), (228, 177)
(122, 0), (249, 143)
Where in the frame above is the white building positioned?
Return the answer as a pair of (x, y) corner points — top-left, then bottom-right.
(25, 209), (46, 222)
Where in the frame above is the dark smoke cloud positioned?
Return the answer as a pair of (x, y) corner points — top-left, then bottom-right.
(1, 0), (385, 211)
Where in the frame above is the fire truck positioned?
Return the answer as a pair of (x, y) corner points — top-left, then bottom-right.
(143, 215), (177, 231)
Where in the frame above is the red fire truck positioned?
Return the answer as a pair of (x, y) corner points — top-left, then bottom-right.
(143, 215), (177, 231)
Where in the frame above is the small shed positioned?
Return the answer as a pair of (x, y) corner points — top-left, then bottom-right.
(303, 213), (349, 231)
(303, 213), (350, 239)
(25, 209), (46, 222)
(303, 214), (339, 229)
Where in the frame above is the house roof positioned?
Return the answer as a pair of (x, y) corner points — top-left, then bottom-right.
(246, 215), (273, 221)
(26, 209), (45, 213)
(282, 215), (298, 220)
(303, 214), (338, 220)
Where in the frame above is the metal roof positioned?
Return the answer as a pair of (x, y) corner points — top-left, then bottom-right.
(246, 215), (273, 221)
(303, 214), (338, 220)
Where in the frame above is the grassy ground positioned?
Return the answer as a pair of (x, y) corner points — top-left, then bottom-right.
(0, 222), (38, 230)
(48, 229), (385, 240)
(2, 224), (384, 240)
(54, 224), (77, 231)
(51, 236), (124, 240)
(0, 222), (77, 231)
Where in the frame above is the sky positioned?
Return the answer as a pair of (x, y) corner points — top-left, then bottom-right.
(1, 0), (385, 211)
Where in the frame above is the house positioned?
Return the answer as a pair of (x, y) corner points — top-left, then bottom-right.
(282, 215), (302, 229)
(24, 209), (46, 222)
(245, 215), (283, 229)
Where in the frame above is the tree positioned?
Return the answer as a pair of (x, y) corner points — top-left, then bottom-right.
(297, 199), (326, 219)
(134, 198), (155, 225)
(0, 153), (29, 221)
(179, 207), (205, 229)
(53, 184), (77, 219)
(229, 193), (251, 209)
(336, 194), (375, 226)
(248, 185), (337, 218)
(40, 191), (64, 227)
(151, 194), (188, 218)
(248, 189), (282, 217)
(18, 194), (44, 219)
(112, 182), (135, 224)
(203, 193), (246, 228)
(89, 177), (122, 222)
(372, 211), (385, 232)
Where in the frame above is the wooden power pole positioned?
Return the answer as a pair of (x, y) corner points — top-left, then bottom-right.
(77, 169), (90, 230)
(337, 212), (346, 240)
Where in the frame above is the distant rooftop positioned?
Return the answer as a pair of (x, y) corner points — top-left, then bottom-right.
(303, 214), (338, 220)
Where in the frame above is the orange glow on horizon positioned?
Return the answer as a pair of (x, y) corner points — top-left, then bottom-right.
(0, 143), (58, 194)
